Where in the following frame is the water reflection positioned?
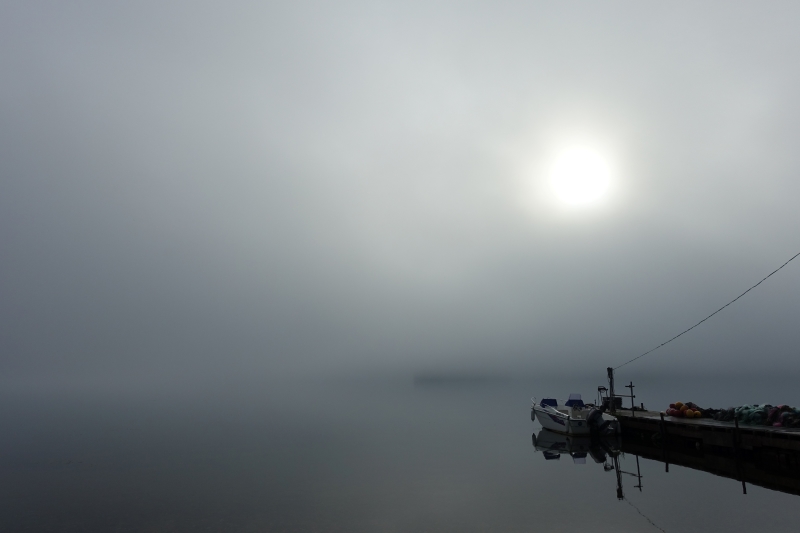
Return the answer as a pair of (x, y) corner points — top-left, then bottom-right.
(5, 376), (800, 531)
(620, 429), (800, 497)
(532, 426), (800, 500)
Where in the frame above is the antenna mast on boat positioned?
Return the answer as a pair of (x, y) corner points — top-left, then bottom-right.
(607, 367), (616, 413)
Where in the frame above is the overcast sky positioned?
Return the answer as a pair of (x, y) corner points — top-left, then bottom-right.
(2, 2), (799, 388)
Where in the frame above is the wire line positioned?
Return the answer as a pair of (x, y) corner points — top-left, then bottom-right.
(624, 497), (667, 533)
(615, 250), (800, 370)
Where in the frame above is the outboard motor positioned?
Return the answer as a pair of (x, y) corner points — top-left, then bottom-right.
(587, 405), (612, 435)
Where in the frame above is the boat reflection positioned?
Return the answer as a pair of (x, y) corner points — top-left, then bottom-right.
(532, 428), (629, 498)
(532, 429), (621, 464)
(532, 428), (621, 464)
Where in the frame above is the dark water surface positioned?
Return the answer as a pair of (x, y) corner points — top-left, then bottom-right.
(2, 374), (798, 532)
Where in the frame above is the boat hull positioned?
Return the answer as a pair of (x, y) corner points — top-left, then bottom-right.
(532, 405), (620, 436)
(533, 405), (591, 435)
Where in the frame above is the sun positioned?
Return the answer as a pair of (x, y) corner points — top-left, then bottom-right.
(549, 147), (611, 205)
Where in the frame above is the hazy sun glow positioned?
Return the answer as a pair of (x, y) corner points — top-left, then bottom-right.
(549, 148), (611, 205)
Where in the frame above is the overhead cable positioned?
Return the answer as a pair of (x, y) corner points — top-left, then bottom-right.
(615, 249), (800, 370)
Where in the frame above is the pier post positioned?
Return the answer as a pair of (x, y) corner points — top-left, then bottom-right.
(733, 418), (747, 494)
(659, 412), (669, 472)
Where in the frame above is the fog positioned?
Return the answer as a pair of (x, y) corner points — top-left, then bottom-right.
(3, 2), (800, 392)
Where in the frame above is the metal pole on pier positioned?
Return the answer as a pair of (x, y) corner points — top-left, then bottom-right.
(607, 367), (616, 413)
(625, 381), (636, 410)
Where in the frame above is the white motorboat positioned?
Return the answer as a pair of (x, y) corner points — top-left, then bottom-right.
(531, 394), (620, 436)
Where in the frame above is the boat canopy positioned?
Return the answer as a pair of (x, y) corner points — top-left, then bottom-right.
(565, 393), (585, 408)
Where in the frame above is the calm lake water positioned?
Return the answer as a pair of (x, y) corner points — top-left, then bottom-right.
(1, 373), (798, 532)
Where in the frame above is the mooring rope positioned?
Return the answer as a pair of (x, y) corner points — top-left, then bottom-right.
(615, 250), (800, 370)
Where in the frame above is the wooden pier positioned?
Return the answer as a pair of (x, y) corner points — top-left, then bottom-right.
(615, 409), (800, 496)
